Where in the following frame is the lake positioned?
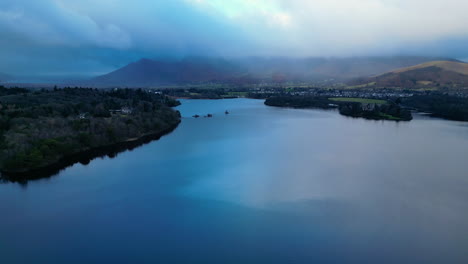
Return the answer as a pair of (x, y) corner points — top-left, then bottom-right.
(1, 98), (468, 263)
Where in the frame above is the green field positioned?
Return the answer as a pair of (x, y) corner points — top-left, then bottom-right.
(329, 97), (387, 104)
(225, 91), (248, 97)
(347, 82), (377, 89)
(379, 113), (403, 120)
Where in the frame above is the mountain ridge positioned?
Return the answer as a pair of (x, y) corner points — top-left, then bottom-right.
(351, 60), (468, 89)
(90, 56), (452, 87)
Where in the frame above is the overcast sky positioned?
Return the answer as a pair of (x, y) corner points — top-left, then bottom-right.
(1, 0), (468, 76)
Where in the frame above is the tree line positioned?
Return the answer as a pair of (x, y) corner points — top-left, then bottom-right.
(265, 96), (412, 121)
(0, 87), (181, 173)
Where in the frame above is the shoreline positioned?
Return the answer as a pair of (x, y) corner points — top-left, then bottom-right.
(172, 96), (240, 100)
(264, 96), (413, 122)
(266, 104), (412, 121)
(0, 121), (181, 183)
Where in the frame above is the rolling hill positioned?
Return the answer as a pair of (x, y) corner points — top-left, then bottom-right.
(90, 56), (452, 87)
(351, 60), (468, 89)
(91, 58), (254, 87)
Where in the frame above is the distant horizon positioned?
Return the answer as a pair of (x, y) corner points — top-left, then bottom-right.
(1, 55), (467, 80)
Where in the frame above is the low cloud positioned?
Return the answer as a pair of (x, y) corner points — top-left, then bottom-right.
(1, 0), (468, 75)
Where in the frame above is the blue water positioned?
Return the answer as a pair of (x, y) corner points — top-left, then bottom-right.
(1, 99), (468, 263)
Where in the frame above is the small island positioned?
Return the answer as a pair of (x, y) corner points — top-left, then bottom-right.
(0, 86), (181, 180)
(265, 96), (413, 121)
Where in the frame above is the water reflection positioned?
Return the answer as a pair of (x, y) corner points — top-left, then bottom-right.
(1, 99), (468, 263)
(1, 124), (179, 185)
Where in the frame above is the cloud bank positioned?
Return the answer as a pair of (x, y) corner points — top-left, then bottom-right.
(1, 0), (468, 75)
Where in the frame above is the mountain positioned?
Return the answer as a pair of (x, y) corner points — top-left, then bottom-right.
(351, 60), (468, 89)
(91, 58), (254, 87)
(91, 56), (451, 87)
(309, 57), (449, 79)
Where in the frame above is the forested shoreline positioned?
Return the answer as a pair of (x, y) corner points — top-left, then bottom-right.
(402, 94), (468, 121)
(0, 87), (181, 178)
(2, 86), (468, 181)
(264, 96), (413, 121)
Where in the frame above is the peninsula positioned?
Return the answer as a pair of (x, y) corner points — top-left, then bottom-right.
(265, 96), (413, 121)
(0, 87), (181, 180)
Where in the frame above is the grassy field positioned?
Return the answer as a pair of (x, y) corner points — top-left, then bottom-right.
(346, 82), (377, 89)
(379, 113), (403, 120)
(225, 91), (248, 97)
(329, 97), (387, 104)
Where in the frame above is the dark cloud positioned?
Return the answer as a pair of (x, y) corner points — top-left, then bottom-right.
(0, 0), (467, 76)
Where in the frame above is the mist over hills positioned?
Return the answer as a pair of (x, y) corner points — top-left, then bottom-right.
(352, 60), (468, 89)
(89, 56), (450, 87)
(91, 57), (250, 87)
(0, 73), (13, 82)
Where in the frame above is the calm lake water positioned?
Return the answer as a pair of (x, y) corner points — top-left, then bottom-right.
(1, 99), (468, 263)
